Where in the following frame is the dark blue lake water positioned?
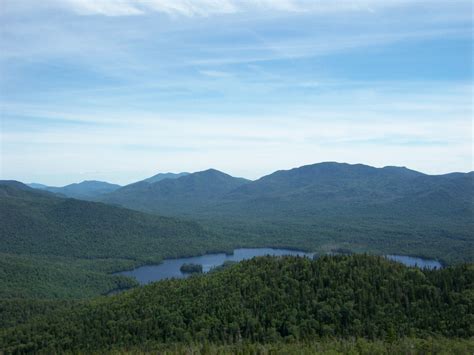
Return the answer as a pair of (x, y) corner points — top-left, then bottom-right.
(117, 248), (314, 285)
(386, 254), (442, 269)
(117, 248), (442, 285)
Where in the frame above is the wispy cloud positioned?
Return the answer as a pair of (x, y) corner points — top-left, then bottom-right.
(70, 0), (473, 18)
(60, 0), (145, 16)
(1, 0), (471, 184)
(65, 0), (237, 17)
(6, 0), (468, 17)
(199, 70), (233, 78)
(2, 82), (471, 184)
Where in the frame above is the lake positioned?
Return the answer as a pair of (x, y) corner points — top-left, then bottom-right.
(117, 248), (442, 285)
(386, 254), (442, 269)
(117, 248), (314, 285)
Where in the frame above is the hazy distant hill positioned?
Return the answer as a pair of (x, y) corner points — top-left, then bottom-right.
(99, 162), (473, 220)
(100, 169), (250, 214)
(142, 172), (189, 184)
(215, 162), (473, 218)
(27, 183), (49, 189)
(97, 162), (474, 264)
(28, 180), (121, 199)
(3, 180), (46, 193)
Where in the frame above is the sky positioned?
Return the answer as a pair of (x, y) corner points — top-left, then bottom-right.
(0, 0), (472, 185)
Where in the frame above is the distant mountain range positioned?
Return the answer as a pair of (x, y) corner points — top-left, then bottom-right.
(27, 180), (121, 199)
(89, 162), (473, 221)
(99, 169), (249, 214)
(141, 172), (190, 184)
(25, 163), (474, 225)
(216, 163), (473, 219)
(23, 162), (474, 263)
(27, 172), (190, 199)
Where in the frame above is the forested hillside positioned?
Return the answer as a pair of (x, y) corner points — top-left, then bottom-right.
(2, 160), (472, 301)
(100, 168), (249, 214)
(98, 163), (474, 220)
(98, 163), (474, 264)
(0, 181), (219, 298)
(1, 255), (472, 353)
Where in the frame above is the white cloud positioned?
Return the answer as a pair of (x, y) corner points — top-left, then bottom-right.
(2, 112), (470, 184)
(2, 0), (472, 19)
(55, 0), (238, 17)
(2, 82), (472, 184)
(59, 0), (145, 16)
(142, 0), (237, 17)
(1, 0), (471, 184)
(21, 0), (455, 17)
(199, 70), (233, 78)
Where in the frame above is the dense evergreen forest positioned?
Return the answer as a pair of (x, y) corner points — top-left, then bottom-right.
(0, 181), (222, 298)
(1, 255), (473, 353)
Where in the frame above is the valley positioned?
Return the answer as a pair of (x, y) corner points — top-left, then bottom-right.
(1, 162), (472, 353)
(2, 162), (471, 300)
(35, 162), (474, 264)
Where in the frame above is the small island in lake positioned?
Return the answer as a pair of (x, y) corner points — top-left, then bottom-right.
(180, 263), (203, 274)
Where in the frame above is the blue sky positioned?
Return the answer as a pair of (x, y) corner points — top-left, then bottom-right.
(0, 0), (472, 185)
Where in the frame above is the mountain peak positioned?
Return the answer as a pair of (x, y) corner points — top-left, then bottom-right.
(99, 169), (250, 215)
(0, 180), (32, 190)
(196, 168), (228, 176)
(68, 180), (120, 187)
(142, 172), (189, 184)
(192, 169), (250, 184)
(26, 180), (121, 199)
(270, 162), (425, 179)
(0, 180), (56, 199)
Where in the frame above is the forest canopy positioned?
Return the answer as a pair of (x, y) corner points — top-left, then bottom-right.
(1, 255), (473, 353)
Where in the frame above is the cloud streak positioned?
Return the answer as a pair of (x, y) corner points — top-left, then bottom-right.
(9, 0), (467, 17)
(2, 81), (471, 184)
(1, 0), (471, 184)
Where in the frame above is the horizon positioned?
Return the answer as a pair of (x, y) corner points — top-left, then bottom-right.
(7, 161), (474, 187)
(1, 0), (472, 185)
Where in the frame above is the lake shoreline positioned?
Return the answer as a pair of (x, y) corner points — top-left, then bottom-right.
(115, 248), (443, 285)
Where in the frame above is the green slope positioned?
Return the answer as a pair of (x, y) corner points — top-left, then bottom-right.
(99, 163), (473, 219)
(1, 255), (472, 353)
(99, 168), (250, 214)
(203, 163), (473, 222)
(0, 181), (219, 299)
